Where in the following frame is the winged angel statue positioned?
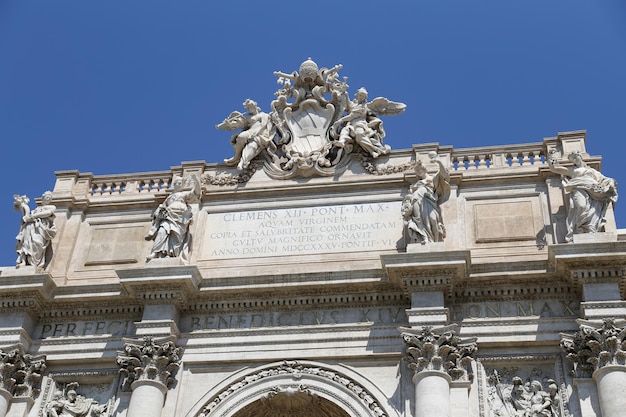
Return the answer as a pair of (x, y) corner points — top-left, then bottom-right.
(216, 58), (406, 179)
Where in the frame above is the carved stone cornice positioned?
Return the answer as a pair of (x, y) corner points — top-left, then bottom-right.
(401, 324), (477, 382)
(117, 265), (201, 307)
(0, 272), (56, 316)
(0, 348), (46, 398)
(187, 289), (408, 314)
(116, 336), (182, 391)
(560, 318), (626, 378)
(381, 251), (470, 298)
(549, 242), (626, 288)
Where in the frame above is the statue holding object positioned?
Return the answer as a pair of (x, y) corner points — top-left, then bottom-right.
(14, 191), (57, 269)
(402, 152), (450, 244)
(548, 150), (618, 242)
(145, 174), (201, 262)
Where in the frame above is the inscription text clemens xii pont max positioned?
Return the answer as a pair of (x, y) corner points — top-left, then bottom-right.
(203, 202), (403, 259)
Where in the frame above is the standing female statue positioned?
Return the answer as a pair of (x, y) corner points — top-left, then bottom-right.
(145, 174), (201, 262)
(548, 150), (618, 242)
(14, 191), (57, 268)
(402, 152), (451, 244)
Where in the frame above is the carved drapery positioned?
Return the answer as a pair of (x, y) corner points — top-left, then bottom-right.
(560, 318), (626, 378)
(116, 336), (182, 390)
(0, 349), (46, 398)
(402, 325), (477, 381)
(43, 381), (110, 417)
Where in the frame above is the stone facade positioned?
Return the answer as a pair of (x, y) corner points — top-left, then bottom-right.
(0, 61), (623, 417)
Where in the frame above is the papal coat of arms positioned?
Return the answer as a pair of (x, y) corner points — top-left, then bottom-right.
(216, 58), (406, 179)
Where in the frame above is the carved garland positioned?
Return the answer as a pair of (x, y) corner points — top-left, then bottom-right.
(201, 163), (260, 186)
(199, 361), (387, 417)
(360, 158), (413, 176)
(201, 158), (413, 186)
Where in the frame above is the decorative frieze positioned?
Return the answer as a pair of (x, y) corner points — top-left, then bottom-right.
(116, 336), (182, 391)
(401, 324), (477, 381)
(560, 318), (626, 378)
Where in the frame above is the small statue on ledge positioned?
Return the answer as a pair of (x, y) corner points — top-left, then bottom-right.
(145, 174), (201, 262)
(548, 150), (618, 242)
(402, 152), (451, 244)
(14, 191), (57, 269)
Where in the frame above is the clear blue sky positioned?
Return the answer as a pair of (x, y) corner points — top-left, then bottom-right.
(1, 1), (625, 267)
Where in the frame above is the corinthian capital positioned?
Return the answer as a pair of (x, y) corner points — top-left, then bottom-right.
(561, 318), (626, 378)
(401, 324), (477, 381)
(0, 348), (46, 398)
(116, 336), (182, 390)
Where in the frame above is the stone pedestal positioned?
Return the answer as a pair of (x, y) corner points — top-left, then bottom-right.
(127, 380), (168, 417)
(413, 371), (451, 417)
(593, 366), (626, 417)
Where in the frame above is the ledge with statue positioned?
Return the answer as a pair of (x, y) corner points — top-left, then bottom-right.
(0, 129), (622, 285)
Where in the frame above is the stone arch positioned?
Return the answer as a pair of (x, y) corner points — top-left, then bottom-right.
(185, 360), (399, 417)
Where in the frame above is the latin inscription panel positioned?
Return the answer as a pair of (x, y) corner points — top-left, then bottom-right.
(202, 202), (403, 259)
(450, 299), (579, 321)
(184, 306), (408, 332)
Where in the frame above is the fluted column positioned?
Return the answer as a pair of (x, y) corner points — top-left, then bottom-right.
(117, 336), (182, 417)
(561, 318), (626, 417)
(402, 325), (477, 417)
(0, 349), (46, 417)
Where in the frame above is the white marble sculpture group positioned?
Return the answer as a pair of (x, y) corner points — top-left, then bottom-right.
(217, 58), (406, 179)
